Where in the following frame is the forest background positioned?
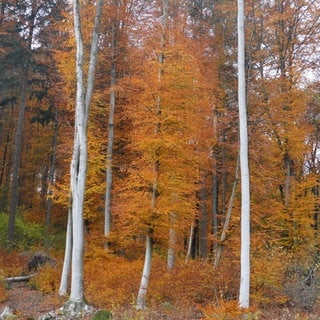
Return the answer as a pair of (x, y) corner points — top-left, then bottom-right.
(1, 0), (320, 318)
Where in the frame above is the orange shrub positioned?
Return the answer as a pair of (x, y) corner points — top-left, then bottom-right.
(149, 257), (215, 307)
(201, 300), (260, 320)
(85, 250), (143, 309)
(0, 249), (28, 276)
(0, 269), (7, 303)
(0, 284), (7, 303)
(30, 264), (62, 293)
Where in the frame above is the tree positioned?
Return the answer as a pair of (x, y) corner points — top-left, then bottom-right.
(0, 0), (67, 242)
(59, 0), (104, 309)
(237, 0), (250, 308)
(104, 0), (124, 248)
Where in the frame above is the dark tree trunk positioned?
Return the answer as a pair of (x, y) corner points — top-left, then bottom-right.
(8, 75), (27, 242)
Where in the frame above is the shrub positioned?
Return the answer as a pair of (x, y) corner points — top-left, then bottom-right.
(85, 249), (142, 308)
(29, 264), (61, 293)
(0, 282), (7, 303)
(0, 249), (28, 276)
(149, 257), (216, 307)
(93, 310), (113, 320)
(201, 300), (260, 320)
(0, 269), (7, 302)
(0, 212), (44, 249)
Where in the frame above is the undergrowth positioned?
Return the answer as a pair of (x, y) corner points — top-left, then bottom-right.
(1, 246), (320, 319)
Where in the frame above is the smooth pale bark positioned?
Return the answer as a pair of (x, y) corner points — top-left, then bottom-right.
(214, 157), (239, 268)
(70, 0), (86, 302)
(221, 136), (227, 217)
(212, 159), (218, 255)
(212, 115), (218, 249)
(185, 223), (195, 263)
(238, 0), (251, 309)
(61, 0), (104, 306)
(136, 234), (153, 310)
(5, 274), (36, 283)
(104, 21), (117, 247)
(59, 207), (72, 296)
(167, 212), (177, 270)
(199, 181), (208, 259)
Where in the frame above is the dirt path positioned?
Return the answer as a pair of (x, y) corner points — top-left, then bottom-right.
(0, 283), (62, 319)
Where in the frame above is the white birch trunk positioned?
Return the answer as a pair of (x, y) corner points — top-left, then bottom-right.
(237, 0), (251, 309)
(136, 235), (153, 310)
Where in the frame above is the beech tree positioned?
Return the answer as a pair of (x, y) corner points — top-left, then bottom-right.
(237, 0), (250, 308)
(104, 0), (125, 248)
(59, 0), (104, 310)
(0, 0), (67, 241)
(136, 0), (168, 308)
(245, 0), (320, 259)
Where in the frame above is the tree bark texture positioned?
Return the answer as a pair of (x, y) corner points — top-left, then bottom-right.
(61, 0), (104, 304)
(238, 0), (251, 308)
(59, 207), (72, 296)
(136, 234), (153, 310)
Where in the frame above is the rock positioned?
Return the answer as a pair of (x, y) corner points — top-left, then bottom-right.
(38, 302), (96, 320)
(28, 253), (57, 272)
(0, 306), (14, 320)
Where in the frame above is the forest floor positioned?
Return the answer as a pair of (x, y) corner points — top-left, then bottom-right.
(0, 282), (204, 320)
(0, 282), (63, 319)
(1, 283), (320, 320)
(0, 284), (320, 320)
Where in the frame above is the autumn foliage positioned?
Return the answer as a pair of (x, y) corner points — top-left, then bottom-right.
(1, 0), (320, 318)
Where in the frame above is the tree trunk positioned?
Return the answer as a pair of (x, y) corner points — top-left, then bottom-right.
(0, 109), (14, 212)
(59, 207), (72, 296)
(70, 0), (86, 301)
(238, 0), (251, 308)
(212, 158), (219, 256)
(5, 274), (36, 283)
(8, 75), (27, 242)
(136, 0), (168, 308)
(167, 212), (177, 270)
(185, 222), (195, 263)
(214, 156), (239, 268)
(61, 0), (104, 306)
(284, 152), (291, 207)
(199, 181), (208, 259)
(45, 115), (58, 230)
(136, 234), (153, 310)
(7, 2), (37, 242)
(104, 21), (118, 248)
